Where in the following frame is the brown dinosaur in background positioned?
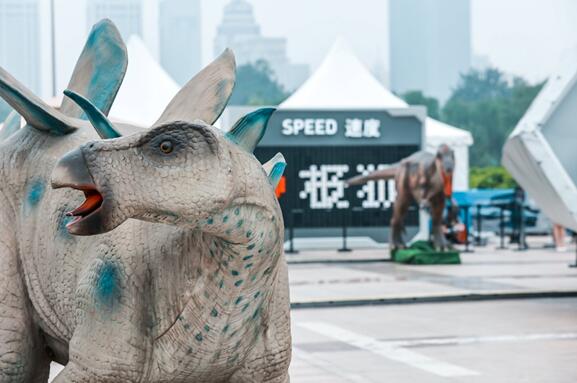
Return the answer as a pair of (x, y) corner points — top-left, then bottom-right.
(347, 144), (455, 250)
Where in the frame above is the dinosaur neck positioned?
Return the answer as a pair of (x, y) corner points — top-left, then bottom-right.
(201, 201), (282, 281)
(179, 202), (282, 330)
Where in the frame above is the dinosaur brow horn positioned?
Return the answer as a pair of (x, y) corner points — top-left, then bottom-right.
(63, 89), (122, 139)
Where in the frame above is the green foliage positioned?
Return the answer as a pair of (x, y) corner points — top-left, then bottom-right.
(470, 166), (516, 189)
(401, 90), (440, 119)
(442, 68), (544, 167)
(229, 60), (289, 106)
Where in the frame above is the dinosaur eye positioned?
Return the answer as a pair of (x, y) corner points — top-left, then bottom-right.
(159, 140), (173, 154)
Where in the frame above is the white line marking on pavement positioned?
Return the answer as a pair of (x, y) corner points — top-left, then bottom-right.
(387, 332), (577, 348)
(292, 347), (373, 383)
(299, 322), (479, 378)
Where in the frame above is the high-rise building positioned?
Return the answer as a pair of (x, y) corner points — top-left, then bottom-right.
(0, 0), (41, 94)
(86, 0), (159, 59)
(159, 0), (201, 85)
(215, 0), (309, 91)
(389, 0), (471, 102)
(87, 0), (142, 40)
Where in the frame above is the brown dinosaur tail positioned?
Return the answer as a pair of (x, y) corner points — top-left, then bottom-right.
(346, 164), (398, 186)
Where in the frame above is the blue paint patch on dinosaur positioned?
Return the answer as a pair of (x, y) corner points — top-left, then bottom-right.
(268, 162), (286, 188)
(95, 262), (121, 309)
(58, 213), (75, 238)
(26, 180), (45, 208)
(63, 20), (128, 119)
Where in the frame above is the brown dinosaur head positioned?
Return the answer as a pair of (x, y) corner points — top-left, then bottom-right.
(436, 144), (455, 198)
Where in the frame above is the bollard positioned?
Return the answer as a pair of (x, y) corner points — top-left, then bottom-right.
(518, 203), (527, 251)
(498, 205), (506, 249)
(286, 208), (302, 254)
(475, 204), (483, 246)
(463, 205), (473, 253)
(338, 208), (352, 252)
(570, 233), (577, 268)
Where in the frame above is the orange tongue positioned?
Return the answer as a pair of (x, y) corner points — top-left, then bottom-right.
(67, 190), (103, 217)
(443, 174), (453, 198)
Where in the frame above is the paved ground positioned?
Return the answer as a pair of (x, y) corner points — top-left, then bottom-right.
(290, 298), (577, 382)
(288, 239), (577, 306)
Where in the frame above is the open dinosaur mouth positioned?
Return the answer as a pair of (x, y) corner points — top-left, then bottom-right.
(66, 186), (104, 226)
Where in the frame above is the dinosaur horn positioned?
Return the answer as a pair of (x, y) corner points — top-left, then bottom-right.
(262, 152), (286, 188)
(60, 19), (128, 119)
(155, 49), (236, 126)
(63, 89), (122, 139)
(226, 108), (275, 152)
(0, 66), (75, 135)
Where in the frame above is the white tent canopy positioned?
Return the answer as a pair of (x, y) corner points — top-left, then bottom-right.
(503, 49), (577, 231)
(109, 36), (180, 127)
(280, 39), (473, 190)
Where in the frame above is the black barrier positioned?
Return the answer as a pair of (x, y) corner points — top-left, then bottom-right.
(286, 209), (304, 254)
(256, 145), (419, 230)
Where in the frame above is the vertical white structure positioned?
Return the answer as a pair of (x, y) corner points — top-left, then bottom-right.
(389, 0), (471, 102)
(159, 0), (201, 85)
(503, 51), (577, 231)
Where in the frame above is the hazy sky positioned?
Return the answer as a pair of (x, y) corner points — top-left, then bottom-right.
(201, 0), (577, 83)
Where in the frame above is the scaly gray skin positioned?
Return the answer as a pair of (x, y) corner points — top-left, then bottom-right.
(0, 20), (290, 382)
(347, 145), (455, 250)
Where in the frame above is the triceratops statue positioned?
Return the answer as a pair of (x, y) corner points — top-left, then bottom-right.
(0, 20), (290, 382)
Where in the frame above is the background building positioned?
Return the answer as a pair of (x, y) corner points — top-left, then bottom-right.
(159, 0), (201, 85)
(389, 0), (471, 102)
(214, 0), (308, 91)
(86, 0), (159, 59)
(0, 0), (52, 97)
(87, 0), (141, 39)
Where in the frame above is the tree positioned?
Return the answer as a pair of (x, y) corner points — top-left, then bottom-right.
(401, 90), (440, 119)
(470, 166), (516, 189)
(229, 60), (289, 106)
(442, 68), (544, 167)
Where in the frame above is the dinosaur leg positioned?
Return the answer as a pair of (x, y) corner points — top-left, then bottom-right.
(390, 195), (410, 250)
(0, 235), (50, 382)
(52, 255), (149, 382)
(430, 194), (448, 250)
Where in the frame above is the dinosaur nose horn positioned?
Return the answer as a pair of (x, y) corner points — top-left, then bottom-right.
(63, 89), (122, 139)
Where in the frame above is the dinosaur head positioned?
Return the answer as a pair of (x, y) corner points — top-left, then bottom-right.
(436, 144), (455, 198)
(51, 50), (285, 236)
(52, 120), (234, 235)
(51, 111), (283, 236)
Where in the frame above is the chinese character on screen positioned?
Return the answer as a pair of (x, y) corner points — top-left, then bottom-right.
(298, 165), (350, 209)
